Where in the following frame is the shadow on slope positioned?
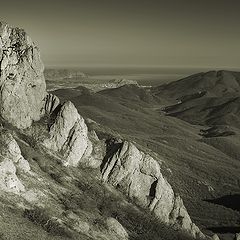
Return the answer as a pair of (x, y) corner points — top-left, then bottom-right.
(100, 84), (164, 105)
(207, 226), (240, 234)
(163, 96), (240, 129)
(51, 83), (240, 238)
(0, 126), (200, 240)
(152, 70), (240, 100)
(205, 194), (240, 212)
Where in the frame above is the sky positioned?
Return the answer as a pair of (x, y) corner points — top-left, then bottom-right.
(1, 0), (240, 69)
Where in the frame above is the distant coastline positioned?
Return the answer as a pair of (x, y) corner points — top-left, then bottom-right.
(44, 65), (240, 86)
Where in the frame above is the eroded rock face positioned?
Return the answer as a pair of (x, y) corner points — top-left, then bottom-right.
(43, 101), (92, 166)
(0, 22), (46, 129)
(44, 93), (60, 115)
(101, 141), (205, 238)
(0, 131), (29, 193)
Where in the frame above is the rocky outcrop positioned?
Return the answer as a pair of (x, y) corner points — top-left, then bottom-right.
(42, 94), (96, 167)
(101, 141), (205, 238)
(0, 22), (46, 129)
(43, 101), (92, 166)
(0, 131), (30, 193)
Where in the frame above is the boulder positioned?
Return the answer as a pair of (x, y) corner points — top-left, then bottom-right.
(0, 22), (47, 129)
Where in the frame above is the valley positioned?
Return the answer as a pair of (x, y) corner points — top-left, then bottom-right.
(0, 21), (240, 240)
(51, 70), (240, 240)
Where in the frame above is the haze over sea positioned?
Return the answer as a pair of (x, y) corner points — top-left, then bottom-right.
(46, 65), (240, 86)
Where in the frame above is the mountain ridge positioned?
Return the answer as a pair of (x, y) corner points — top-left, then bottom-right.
(0, 22), (215, 240)
(153, 70), (240, 100)
(52, 70), (240, 240)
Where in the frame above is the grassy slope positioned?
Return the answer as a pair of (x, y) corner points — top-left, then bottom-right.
(0, 126), (197, 240)
(52, 84), (240, 240)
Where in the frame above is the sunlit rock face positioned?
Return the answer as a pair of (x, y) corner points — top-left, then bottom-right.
(43, 101), (92, 166)
(0, 131), (30, 193)
(0, 21), (92, 167)
(0, 22), (46, 129)
(101, 141), (205, 239)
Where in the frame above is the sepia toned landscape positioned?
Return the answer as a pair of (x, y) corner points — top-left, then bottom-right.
(1, 1), (240, 240)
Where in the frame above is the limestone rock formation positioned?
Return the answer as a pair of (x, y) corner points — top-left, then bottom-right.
(43, 101), (92, 166)
(0, 22), (47, 129)
(101, 141), (205, 238)
(0, 131), (29, 193)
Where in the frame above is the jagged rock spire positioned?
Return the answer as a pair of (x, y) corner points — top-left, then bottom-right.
(0, 22), (46, 129)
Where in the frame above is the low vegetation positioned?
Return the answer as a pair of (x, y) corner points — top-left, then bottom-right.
(23, 207), (73, 238)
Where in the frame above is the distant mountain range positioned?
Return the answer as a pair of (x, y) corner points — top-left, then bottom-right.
(153, 71), (240, 131)
(153, 70), (240, 99)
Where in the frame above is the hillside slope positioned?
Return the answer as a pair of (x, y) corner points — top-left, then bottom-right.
(152, 70), (240, 239)
(52, 73), (240, 240)
(153, 70), (240, 100)
(0, 22), (215, 240)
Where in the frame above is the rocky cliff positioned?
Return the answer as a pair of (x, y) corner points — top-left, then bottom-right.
(0, 22), (213, 240)
(101, 140), (205, 238)
(0, 22), (46, 129)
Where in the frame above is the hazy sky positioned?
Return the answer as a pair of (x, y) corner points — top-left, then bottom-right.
(1, 0), (240, 68)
